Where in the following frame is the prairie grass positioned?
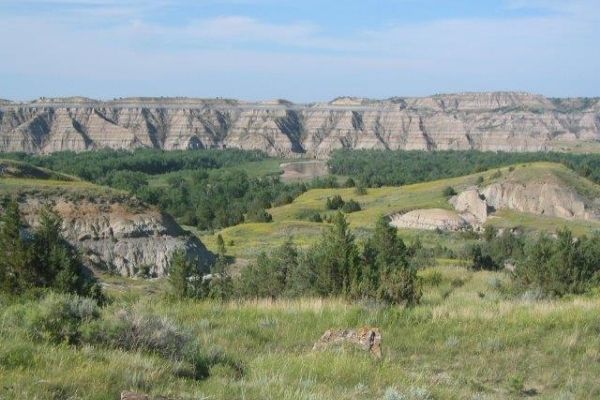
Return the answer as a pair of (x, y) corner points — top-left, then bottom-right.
(3, 265), (600, 399)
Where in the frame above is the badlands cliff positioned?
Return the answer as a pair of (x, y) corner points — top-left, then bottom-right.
(0, 161), (213, 276)
(1, 92), (598, 156)
(17, 195), (213, 277)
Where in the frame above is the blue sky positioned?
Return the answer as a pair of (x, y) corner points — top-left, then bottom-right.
(1, 0), (599, 101)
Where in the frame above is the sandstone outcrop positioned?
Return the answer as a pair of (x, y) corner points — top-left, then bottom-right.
(389, 209), (471, 231)
(449, 187), (489, 224)
(1, 92), (598, 156)
(16, 196), (213, 277)
(391, 167), (600, 232)
(313, 327), (382, 358)
(482, 181), (597, 220)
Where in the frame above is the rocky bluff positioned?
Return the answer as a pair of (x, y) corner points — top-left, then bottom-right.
(1, 92), (598, 156)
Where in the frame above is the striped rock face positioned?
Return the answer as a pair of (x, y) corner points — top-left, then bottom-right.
(17, 196), (213, 277)
(1, 92), (598, 156)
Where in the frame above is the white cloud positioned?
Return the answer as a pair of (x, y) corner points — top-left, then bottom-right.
(0, 1), (598, 100)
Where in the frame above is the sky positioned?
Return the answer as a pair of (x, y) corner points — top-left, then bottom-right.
(0, 0), (599, 102)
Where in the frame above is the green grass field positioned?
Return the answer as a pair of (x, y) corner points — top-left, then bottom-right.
(3, 265), (600, 399)
(200, 162), (600, 261)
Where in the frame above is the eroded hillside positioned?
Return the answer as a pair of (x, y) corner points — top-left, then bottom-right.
(1, 92), (599, 156)
(0, 161), (213, 276)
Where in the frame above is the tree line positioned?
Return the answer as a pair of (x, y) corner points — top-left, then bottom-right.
(327, 149), (600, 187)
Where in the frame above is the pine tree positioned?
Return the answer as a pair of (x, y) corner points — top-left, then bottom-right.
(32, 205), (63, 284)
(313, 212), (358, 296)
(371, 215), (407, 268)
(0, 199), (32, 294)
(169, 249), (192, 299)
(208, 235), (234, 301)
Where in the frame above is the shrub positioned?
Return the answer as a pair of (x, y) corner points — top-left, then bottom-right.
(470, 244), (497, 271)
(377, 266), (422, 306)
(344, 177), (356, 187)
(308, 212), (323, 223)
(354, 185), (368, 195)
(24, 293), (99, 344)
(341, 199), (361, 213)
(442, 186), (457, 197)
(246, 207), (273, 223)
(326, 195), (345, 210)
(82, 306), (191, 360)
(515, 229), (600, 296)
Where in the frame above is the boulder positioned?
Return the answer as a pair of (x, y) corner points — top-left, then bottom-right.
(313, 327), (382, 358)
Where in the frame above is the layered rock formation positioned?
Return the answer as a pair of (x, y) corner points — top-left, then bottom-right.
(17, 196), (213, 277)
(390, 208), (471, 231)
(391, 170), (599, 232)
(1, 92), (598, 156)
(482, 181), (597, 220)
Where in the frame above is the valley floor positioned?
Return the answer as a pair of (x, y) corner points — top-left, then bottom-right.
(2, 265), (599, 399)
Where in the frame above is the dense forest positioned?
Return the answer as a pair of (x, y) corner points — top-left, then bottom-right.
(328, 149), (600, 186)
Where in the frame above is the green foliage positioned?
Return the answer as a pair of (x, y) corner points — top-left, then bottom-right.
(236, 214), (421, 305)
(207, 255), (234, 301)
(377, 266), (422, 306)
(328, 149), (600, 187)
(9, 148), (268, 181)
(246, 206), (273, 223)
(515, 229), (600, 296)
(343, 177), (356, 187)
(308, 212), (323, 223)
(0, 201), (103, 301)
(442, 186), (457, 197)
(325, 194), (345, 210)
(22, 292), (99, 344)
(470, 244), (497, 271)
(341, 199), (361, 213)
(483, 225), (498, 242)
(105, 170), (149, 192)
(0, 199), (33, 293)
(238, 239), (298, 299)
(169, 249), (194, 299)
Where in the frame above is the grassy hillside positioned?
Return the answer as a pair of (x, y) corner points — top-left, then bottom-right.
(3, 266), (600, 399)
(201, 162), (600, 260)
(0, 159), (79, 181)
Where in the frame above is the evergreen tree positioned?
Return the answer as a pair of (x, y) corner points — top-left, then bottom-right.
(377, 266), (422, 306)
(169, 249), (192, 299)
(32, 205), (63, 284)
(313, 212), (358, 296)
(371, 216), (407, 268)
(207, 236), (233, 301)
(239, 239), (298, 299)
(0, 199), (32, 293)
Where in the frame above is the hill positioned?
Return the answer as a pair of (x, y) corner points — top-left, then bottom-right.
(201, 162), (600, 262)
(0, 162), (213, 276)
(0, 92), (599, 156)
